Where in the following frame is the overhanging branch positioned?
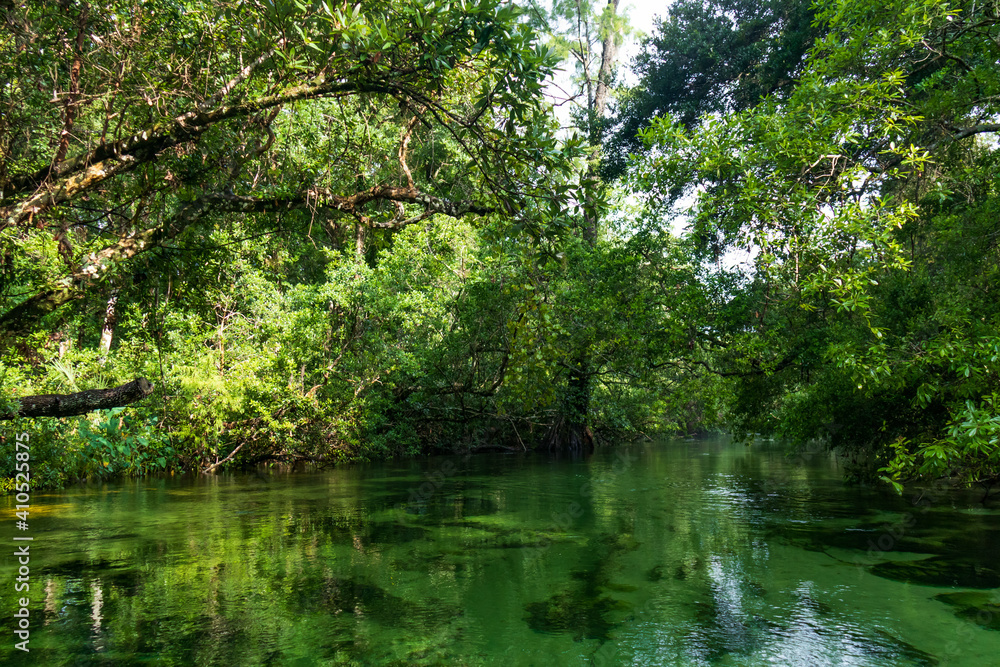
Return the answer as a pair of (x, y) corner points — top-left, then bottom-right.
(0, 198), (211, 334)
(0, 186), (492, 336)
(1, 378), (154, 420)
(1, 78), (398, 229)
(203, 186), (494, 218)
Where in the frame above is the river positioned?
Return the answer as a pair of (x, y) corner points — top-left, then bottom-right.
(3, 436), (1000, 665)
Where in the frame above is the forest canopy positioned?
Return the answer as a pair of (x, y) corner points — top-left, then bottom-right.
(3, 0), (1000, 494)
(626, 0), (1000, 489)
(1, 0), (698, 487)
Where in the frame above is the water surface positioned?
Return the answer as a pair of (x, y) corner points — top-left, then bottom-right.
(4, 437), (1000, 665)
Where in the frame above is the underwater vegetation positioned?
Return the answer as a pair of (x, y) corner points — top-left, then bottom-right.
(935, 591), (1000, 631)
(524, 531), (638, 641)
(870, 558), (1000, 589)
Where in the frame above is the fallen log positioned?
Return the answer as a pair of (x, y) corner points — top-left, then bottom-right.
(1, 378), (154, 420)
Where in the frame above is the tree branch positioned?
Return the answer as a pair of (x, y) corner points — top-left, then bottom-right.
(944, 123), (1000, 142)
(0, 186), (492, 336)
(0, 198), (210, 334)
(1, 378), (154, 420)
(1, 78), (398, 228)
(202, 186), (494, 219)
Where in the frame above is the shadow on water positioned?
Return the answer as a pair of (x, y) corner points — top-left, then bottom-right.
(935, 591), (1000, 631)
(524, 531), (638, 642)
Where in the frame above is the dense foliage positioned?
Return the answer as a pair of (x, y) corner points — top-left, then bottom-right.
(628, 0), (1000, 490)
(603, 0), (821, 179)
(1, 0), (707, 488)
(5, 0), (998, 495)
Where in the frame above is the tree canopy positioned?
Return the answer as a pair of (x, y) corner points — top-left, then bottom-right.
(603, 0), (821, 179)
(627, 0), (1000, 488)
(5, 0), (1000, 495)
(1, 0), (581, 333)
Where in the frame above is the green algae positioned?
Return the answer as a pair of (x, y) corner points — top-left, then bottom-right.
(935, 591), (1000, 631)
(870, 557), (1000, 589)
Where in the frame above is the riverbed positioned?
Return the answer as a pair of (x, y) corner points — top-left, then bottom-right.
(3, 437), (999, 665)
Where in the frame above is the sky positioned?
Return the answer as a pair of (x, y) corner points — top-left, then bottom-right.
(620, 0), (674, 79)
(545, 0), (671, 116)
(622, 0), (670, 55)
(542, 0), (709, 241)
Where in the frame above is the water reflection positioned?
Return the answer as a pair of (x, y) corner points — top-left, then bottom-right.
(2, 438), (1000, 665)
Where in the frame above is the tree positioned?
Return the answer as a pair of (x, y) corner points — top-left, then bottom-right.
(522, 0), (630, 453)
(0, 0), (577, 338)
(630, 0), (1000, 487)
(1, 0), (596, 480)
(604, 0), (821, 179)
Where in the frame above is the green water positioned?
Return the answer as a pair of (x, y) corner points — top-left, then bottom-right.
(3, 437), (1000, 665)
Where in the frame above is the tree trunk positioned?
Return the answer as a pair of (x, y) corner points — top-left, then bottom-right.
(590, 0), (620, 138)
(545, 355), (595, 455)
(546, 0), (619, 454)
(1, 378), (154, 420)
(98, 288), (120, 359)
